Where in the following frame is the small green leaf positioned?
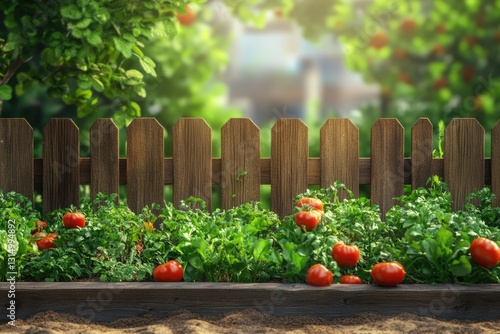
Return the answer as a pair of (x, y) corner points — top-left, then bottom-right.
(0, 85), (13, 100)
(90, 75), (104, 92)
(113, 37), (132, 58)
(291, 253), (308, 271)
(75, 18), (93, 29)
(125, 69), (144, 83)
(94, 8), (110, 24)
(61, 5), (83, 20)
(252, 239), (271, 261)
(129, 101), (141, 117)
(449, 255), (472, 277)
(139, 57), (157, 77)
(86, 33), (102, 46)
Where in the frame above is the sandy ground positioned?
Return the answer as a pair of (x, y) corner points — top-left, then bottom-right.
(2, 309), (500, 334)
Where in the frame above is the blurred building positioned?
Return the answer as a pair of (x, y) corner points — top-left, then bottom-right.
(208, 1), (380, 125)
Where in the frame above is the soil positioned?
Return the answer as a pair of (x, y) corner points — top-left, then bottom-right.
(2, 309), (500, 333)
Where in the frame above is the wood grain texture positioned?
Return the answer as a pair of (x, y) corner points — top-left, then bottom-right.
(0, 118), (33, 202)
(221, 118), (260, 209)
(90, 119), (119, 202)
(320, 118), (359, 198)
(371, 119), (404, 220)
(42, 119), (80, 214)
(271, 119), (308, 218)
(411, 118), (433, 189)
(2, 282), (500, 322)
(173, 118), (212, 210)
(126, 118), (164, 214)
(492, 121), (500, 207)
(444, 119), (484, 211)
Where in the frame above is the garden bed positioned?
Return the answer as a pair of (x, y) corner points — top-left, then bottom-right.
(2, 282), (500, 323)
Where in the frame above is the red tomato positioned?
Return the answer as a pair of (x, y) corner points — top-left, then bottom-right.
(306, 264), (333, 286)
(176, 5), (196, 26)
(153, 260), (184, 282)
(470, 238), (500, 268)
(371, 262), (405, 287)
(332, 242), (360, 267)
(37, 233), (57, 250)
(63, 212), (86, 228)
(295, 197), (323, 211)
(295, 210), (322, 232)
(31, 221), (47, 234)
(341, 275), (362, 284)
(144, 222), (154, 233)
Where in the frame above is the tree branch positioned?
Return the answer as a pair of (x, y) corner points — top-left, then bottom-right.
(0, 56), (24, 85)
(0, 56), (25, 116)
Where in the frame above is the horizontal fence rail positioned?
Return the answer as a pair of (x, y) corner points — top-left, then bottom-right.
(0, 117), (499, 218)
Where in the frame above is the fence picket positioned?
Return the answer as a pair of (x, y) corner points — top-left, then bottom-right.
(320, 118), (359, 199)
(173, 118), (212, 210)
(0, 118), (34, 202)
(444, 119), (484, 211)
(221, 118), (260, 209)
(127, 118), (164, 214)
(271, 119), (308, 218)
(492, 121), (500, 208)
(42, 119), (80, 214)
(371, 119), (404, 220)
(411, 118), (433, 189)
(90, 119), (120, 203)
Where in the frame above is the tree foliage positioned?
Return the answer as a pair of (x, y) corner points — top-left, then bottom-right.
(281, 0), (500, 128)
(0, 0), (203, 116)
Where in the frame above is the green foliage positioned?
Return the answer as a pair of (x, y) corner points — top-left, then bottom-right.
(4, 177), (499, 284)
(0, 0), (203, 118)
(385, 177), (500, 284)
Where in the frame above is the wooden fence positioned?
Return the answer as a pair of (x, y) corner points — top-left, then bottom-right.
(0, 117), (499, 218)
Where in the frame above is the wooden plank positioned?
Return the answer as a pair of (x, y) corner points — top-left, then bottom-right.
(492, 121), (500, 207)
(411, 118), (433, 189)
(370, 119), (404, 220)
(2, 282), (500, 322)
(220, 118), (260, 209)
(0, 118), (34, 202)
(31, 157), (491, 187)
(320, 118), (359, 199)
(172, 118), (212, 210)
(90, 119), (119, 202)
(42, 119), (80, 214)
(271, 119), (308, 218)
(126, 118), (164, 214)
(444, 119), (484, 211)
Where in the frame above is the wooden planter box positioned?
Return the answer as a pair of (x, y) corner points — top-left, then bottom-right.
(1, 117), (500, 323)
(1, 282), (500, 322)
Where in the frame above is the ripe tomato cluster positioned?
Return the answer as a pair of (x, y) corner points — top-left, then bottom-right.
(294, 197), (324, 232)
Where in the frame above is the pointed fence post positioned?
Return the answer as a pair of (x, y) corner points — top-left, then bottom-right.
(42, 119), (80, 214)
(320, 118), (359, 199)
(411, 118), (433, 189)
(127, 118), (165, 214)
(90, 119), (120, 203)
(173, 118), (212, 210)
(371, 119), (405, 220)
(271, 119), (308, 218)
(0, 118), (34, 203)
(444, 118), (484, 211)
(221, 118), (261, 209)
